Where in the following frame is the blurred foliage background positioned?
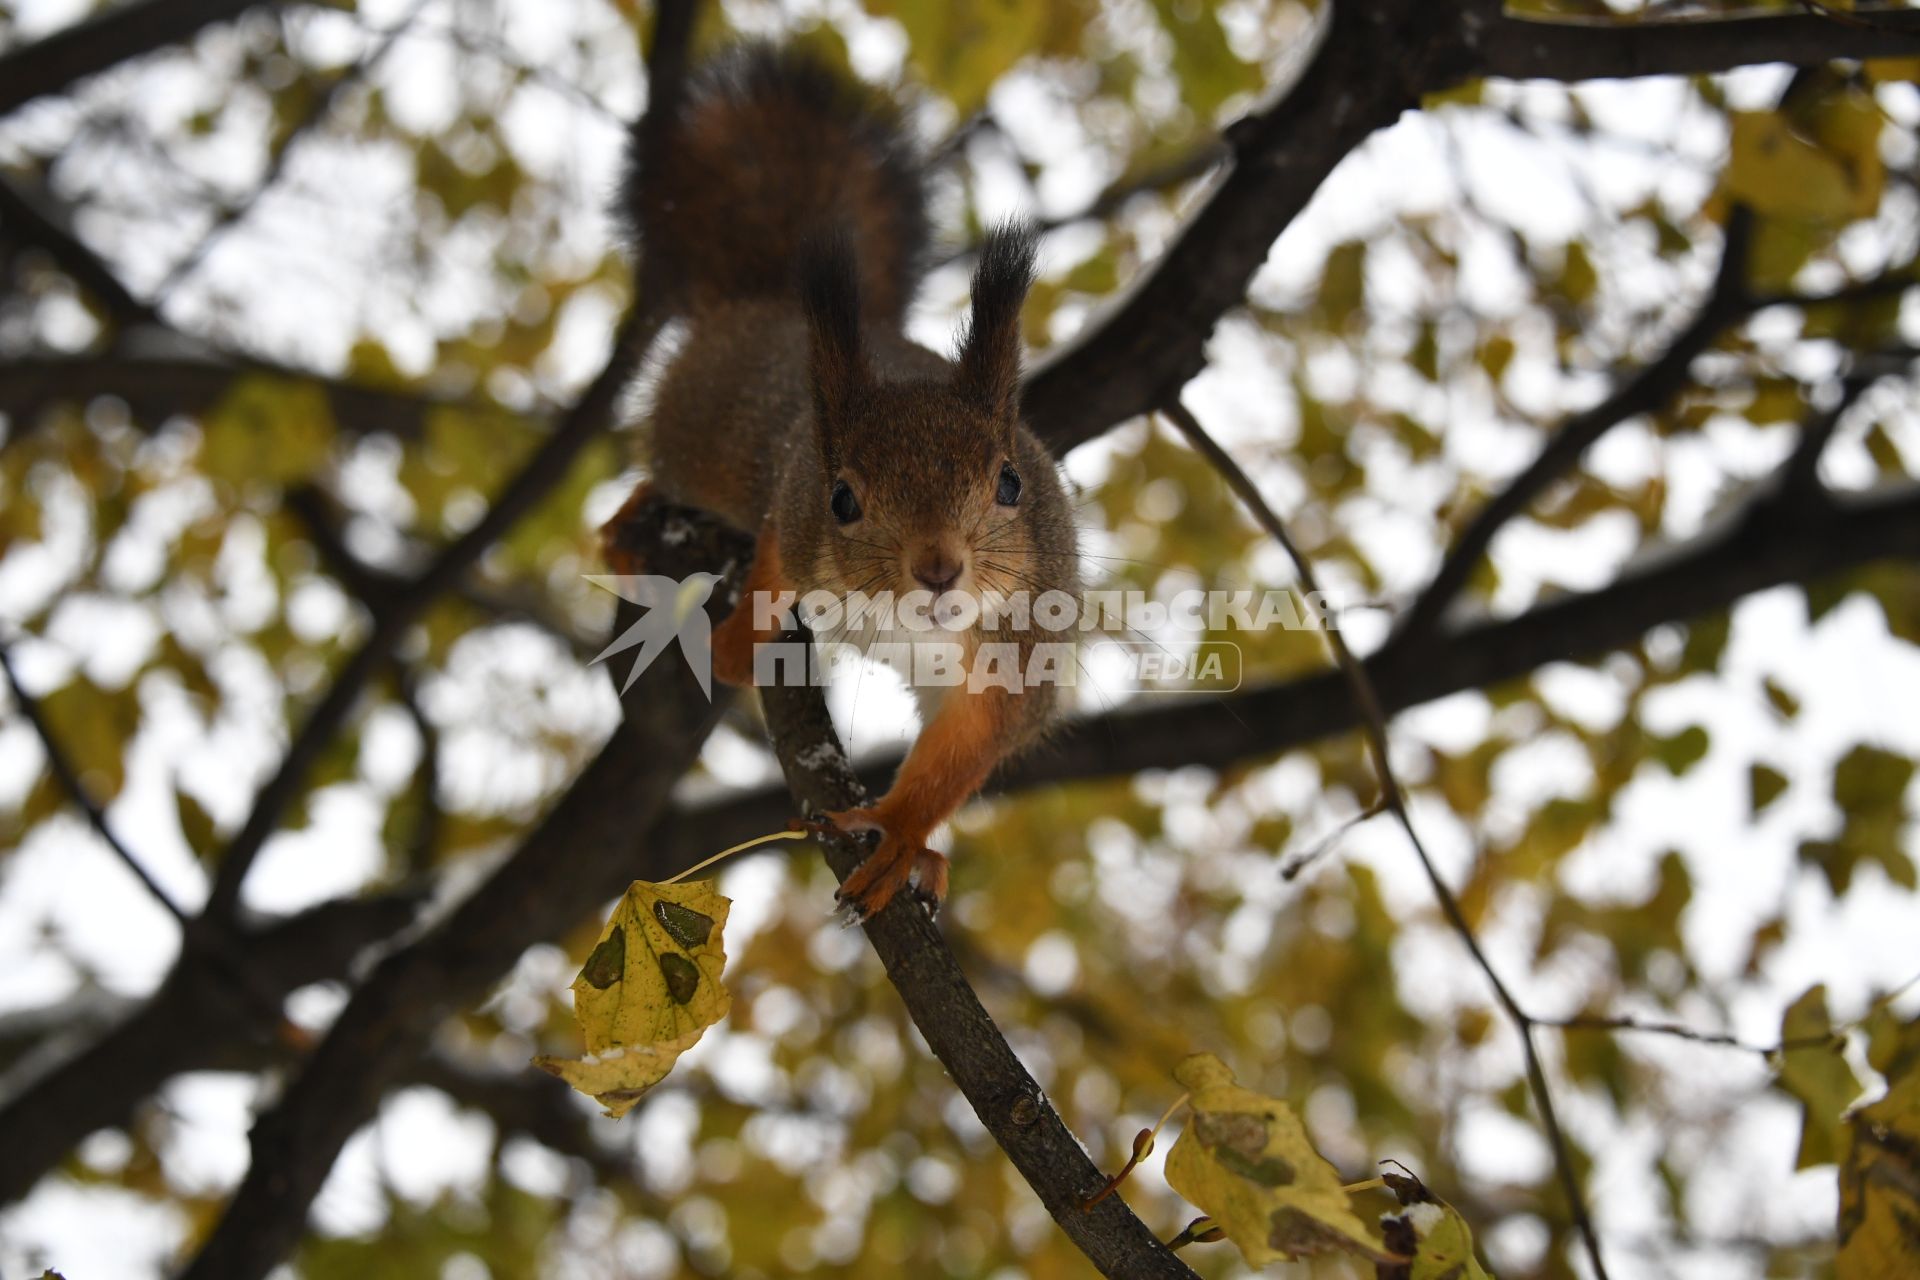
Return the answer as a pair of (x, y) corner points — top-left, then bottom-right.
(2, 0), (1920, 1277)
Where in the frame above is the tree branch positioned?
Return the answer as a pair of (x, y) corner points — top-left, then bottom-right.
(1476, 6), (1920, 83)
(1020, 0), (1918, 456)
(7, 465), (1913, 1214)
(756, 658), (1201, 1277)
(282, 482), (601, 661)
(1, 0), (699, 1230)
(1161, 397), (1607, 1278)
(200, 298), (656, 920)
(657, 476), (1920, 884)
(192, 0), (709, 925)
(1396, 208), (1754, 642)
(151, 0), (428, 299)
(1780, 376), (1872, 496)
(1024, 0), (1474, 453)
(0, 0), (286, 118)
(176, 501), (747, 1280)
(0, 172), (159, 327)
(0, 642), (189, 926)
(0, 352), (513, 442)
(0, 889), (418, 1206)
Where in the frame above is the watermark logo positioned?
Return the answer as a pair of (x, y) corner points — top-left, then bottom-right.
(586, 579), (1326, 699)
(586, 573), (722, 696)
(1092, 640), (1242, 693)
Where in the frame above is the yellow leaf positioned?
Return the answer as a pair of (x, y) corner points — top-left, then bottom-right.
(1147, 0), (1261, 118)
(1727, 109), (1882, 223)
(175, 788), (219, 864)
(38, 678), (139, 802)
(1560, 242), (1598, 306)
(533, 879), (732, 1117)
(1382, 1167), (1496, 1278)
(201, 375), (334, 488)
(873, 0), (1045, 112)
(1837, 1069), (1920, 1279)
(534, 1029), (708, 1119)
(1776, 984), (1866, 1169)
(1866, 57), (1920, 86)
(1163, 1053), (1399, 1267)
(1866, 1010), (1920, 1082)
(1317, 241), (1366, 327)
(1407, 1201), (1494, 1280)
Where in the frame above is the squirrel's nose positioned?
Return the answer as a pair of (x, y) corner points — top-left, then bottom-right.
(912, 551), (963, 592)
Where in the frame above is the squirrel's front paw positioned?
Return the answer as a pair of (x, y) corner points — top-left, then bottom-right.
(815, 809), (947, 920)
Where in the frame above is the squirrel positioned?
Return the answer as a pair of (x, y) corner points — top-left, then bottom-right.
(601, 46), (1080, 921)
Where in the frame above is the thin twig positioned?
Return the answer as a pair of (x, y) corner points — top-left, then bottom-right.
(203, 299), (661, 920)
(282, 482), (602, 659)
(1797, 0), (1901, 32)
(1395, 209), (1753, 644)
(1160, 397), (1611, 1280)
(1540, 1014), (1818, 1056)
(937, 137), (1228, 268)
(393, 670), (442, 878)
(0, 641), (189, 926)
(152, 1), (431, 300)
(1547, 966), (1920, 1058)
(1279, 798), (1388, 881)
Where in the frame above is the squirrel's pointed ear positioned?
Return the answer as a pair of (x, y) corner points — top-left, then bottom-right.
(954, 222), (1037, 424)
(799, 231), (868, 464)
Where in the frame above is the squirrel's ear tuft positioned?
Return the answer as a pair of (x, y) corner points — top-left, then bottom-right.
(954, 222), (1038, 424)
(799, 230), (868, 458)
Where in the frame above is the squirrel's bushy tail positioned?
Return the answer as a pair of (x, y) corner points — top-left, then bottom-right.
(626, 46), (928, 322)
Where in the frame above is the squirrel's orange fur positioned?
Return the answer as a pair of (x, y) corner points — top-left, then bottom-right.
(605, 46), (1078, 918)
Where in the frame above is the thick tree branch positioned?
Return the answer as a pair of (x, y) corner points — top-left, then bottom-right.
(0, 889), (417, 1206)
(0, 0), (702, 1228)
(0, 352), (511, 442)
(1477, 6), (1920, 83)
(0, 0), (284, 118)
(1024, 1), (1472, 452)
(177, 502), (745, 1280)
(0, 994), (645, 1205)
(195, 0), (703, 923)
(1021, 0), (1916, 455)
(200, 299), (656, 920)
(757, 663), (1200, 1277)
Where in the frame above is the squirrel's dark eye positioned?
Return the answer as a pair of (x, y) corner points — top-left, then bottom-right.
(995, 461), (1022, 507)
(829, 478), (862, 524)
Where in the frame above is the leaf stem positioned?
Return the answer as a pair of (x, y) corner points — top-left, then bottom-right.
(661, 830), (810, 885)
(1082, 1091), (1191, 1211)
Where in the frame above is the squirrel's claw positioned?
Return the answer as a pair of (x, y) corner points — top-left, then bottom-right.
(835, 837), (947, 922)
(798, 808), (948, 921)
